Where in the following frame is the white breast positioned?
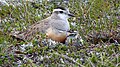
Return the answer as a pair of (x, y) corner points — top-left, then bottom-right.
(64, 20), (70, 31)
(57, 13), (70, 31)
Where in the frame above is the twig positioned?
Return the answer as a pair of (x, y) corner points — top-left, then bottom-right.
(52, 52), (85, 67)
(86, 58), (95, 67)
(116, 63), (120, 67)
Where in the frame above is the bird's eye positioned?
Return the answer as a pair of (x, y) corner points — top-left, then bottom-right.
(59, 11), (63, 13)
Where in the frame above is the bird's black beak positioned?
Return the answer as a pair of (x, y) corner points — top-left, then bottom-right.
(68, 13), (75, 17)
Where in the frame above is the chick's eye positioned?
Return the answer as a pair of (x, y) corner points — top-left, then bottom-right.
(59, 11), (63, 13)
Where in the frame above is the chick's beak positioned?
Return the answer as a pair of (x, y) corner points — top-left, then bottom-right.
(68, 13), (75, 17)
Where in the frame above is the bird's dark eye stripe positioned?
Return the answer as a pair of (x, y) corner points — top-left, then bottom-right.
(59, 11), (63, 13)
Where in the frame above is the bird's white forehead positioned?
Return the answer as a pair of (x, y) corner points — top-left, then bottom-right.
(53, 8), (70, 13)
(53, 9), (65, 12)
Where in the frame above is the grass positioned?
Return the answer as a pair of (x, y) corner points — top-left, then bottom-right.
(0, 0), (120, 67)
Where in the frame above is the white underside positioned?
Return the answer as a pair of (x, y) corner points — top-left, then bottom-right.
(58, 14), (70, 31)
(65, 20), (70, 31)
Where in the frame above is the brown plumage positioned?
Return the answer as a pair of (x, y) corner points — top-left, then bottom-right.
(13, 7), (75, 43)
(46, 27), (67, 43)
